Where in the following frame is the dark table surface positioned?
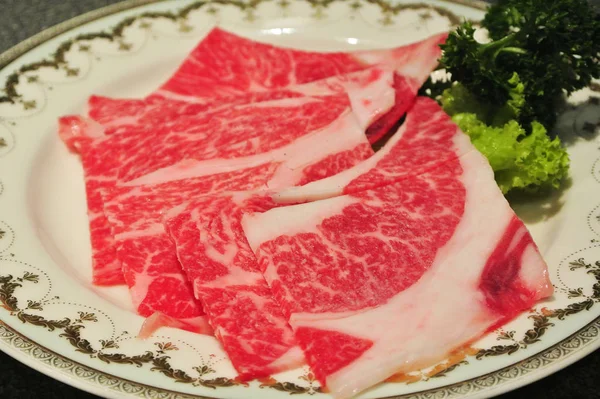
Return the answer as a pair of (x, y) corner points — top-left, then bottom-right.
(1, 0), (599, 398)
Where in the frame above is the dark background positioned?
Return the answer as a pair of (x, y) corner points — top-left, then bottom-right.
(1, 0), (599, 398)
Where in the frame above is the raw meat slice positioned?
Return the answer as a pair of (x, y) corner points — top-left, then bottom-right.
(159, 98), (467, 380)
(81, 29), (445, 146)
(104, 112), (373, 378)
(274, 97), (473, 203)
(157, 97), (467, 320)
(164, 192), (286, 379)
(87, 66), (396, 138)
(138, 313), (214, 339)
(108, 67), (395, 183)
(86, 90), (304, 135)
(115, 95), (351, 182)
(155, 27), (447, 143)
(59, 68), (394, 286)
(63, 25), (445, 285)
(155, 27), (446, 102)
(242, 148), (553, 398)
(59, 117), (122, 285)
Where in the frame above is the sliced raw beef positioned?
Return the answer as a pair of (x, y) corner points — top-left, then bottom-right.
(103, 113), (373, 378)
(58, 116), (123, 284)
(85, 90), (304, 136)
(156, 27), (445, 102)
(62, 27), (445, 285)
(59, 68), (394, 286)
(274, 97), (473, 203)
(159, 98), (468, 378)
(86, 66), (396, 137)
(80, 28), (446, 146)
(241, 143), (553, 397)
(108, 68), (395, 183)
(138, 312), (214, 339)
(164, 192), (284, 378)
(155, 27), (447, 143)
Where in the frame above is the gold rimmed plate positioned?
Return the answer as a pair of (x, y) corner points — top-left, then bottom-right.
(0, 1), (599, 398)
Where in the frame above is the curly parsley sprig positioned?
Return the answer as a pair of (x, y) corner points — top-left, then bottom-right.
(440, 0), (600, 130)
(425, 0), (600, 194)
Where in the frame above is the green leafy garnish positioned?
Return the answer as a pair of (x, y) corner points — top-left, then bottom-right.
(450, 112), (569, 194)
(441, 78), (570, 194)
(441, 0), (600, 130)
(440, 73), (525, 127)
(426, 0), (600, 194)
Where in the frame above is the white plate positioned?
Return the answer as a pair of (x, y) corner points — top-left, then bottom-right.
(1, 1), (599, 398)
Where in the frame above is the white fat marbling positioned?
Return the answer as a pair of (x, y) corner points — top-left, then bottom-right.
(242, 194), (359, 253)
(272, 109), (412, 203)
(124, 111), (367, 188)
(519, 244), (552, 296)
(354, 33), (446, 84)
(115, 222), (165, 240)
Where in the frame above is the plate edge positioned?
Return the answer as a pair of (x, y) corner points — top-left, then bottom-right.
(0, 320), (216, 399)
(0, 0), (488, 70)
(0, 0), (169, 70)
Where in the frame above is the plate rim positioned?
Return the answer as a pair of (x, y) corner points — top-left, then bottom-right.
(0, 0), (488, 69)
(2, 313), (600, 399)
(0, 321), (214, 399)
(0, 1), (599, 398)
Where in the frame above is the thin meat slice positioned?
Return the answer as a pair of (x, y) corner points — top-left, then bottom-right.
(158, 98), (469, 340)
(109, 69), (394, 183)
(83, 29), (445, 143)
(164, 192), (290, 379)
(87, 66), (396, 137)
(113, 95), (351, 182)
(241, 145), (553, 398)
(64, 25), (446, 286)
(154, 27), (447, 143)
(104, 112), (373, 378)
(86, 90), (304, 135)
(59, 69), (394, 286)
(165, 193), (300, 378)
(156, 27), (446, 102)
(59, 117), (122, 284)
(275, 97), (474, 203)
(158, 98), (470, 380)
